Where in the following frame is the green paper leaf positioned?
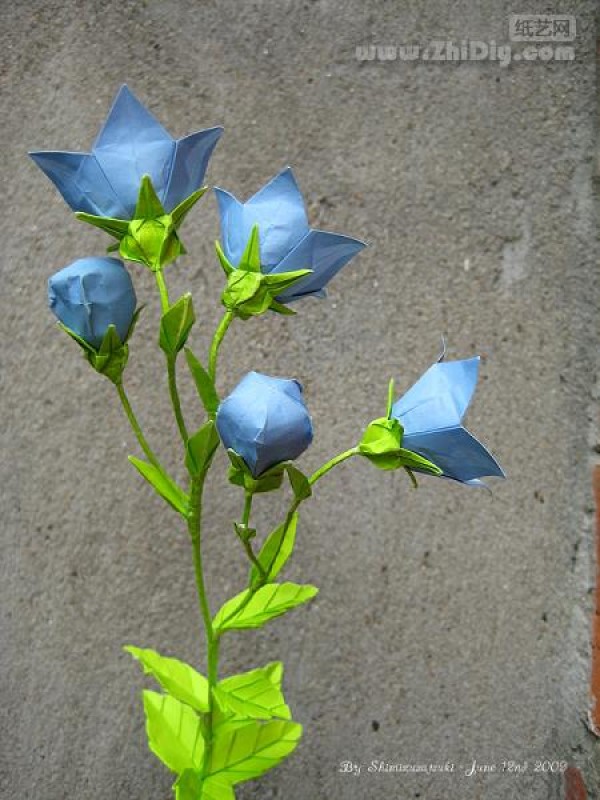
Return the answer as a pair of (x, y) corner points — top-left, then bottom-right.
(208, 718), (302, 785)
(262, 269), (312, 291)
(238, 224), (261, 272)
(213, 662), (290, 721)
(285, 465), (312, 501)
(174, 771), (235, 800)
(135, 174), (166, 218)
(227, 450), (286, 494)
(213, 582), (318, 633)
(124, 646), (209, 712)
(128, 457), (189, 515)
(160, 293), (196, 355)
(142, 690), (204, 774)
(75, 212), (129, 239)
(184, 348), (220, 415)
(171, 187), (207, 228)
(214, 241), (234, 276)
(186, 420), (221, 476)
(397, 447), (443, 475)
(268, 298), (296, 315)
(250, 513), (299, 588)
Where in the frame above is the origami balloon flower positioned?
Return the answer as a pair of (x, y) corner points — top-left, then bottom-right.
(391, 356), (505, 486)
(48, 257), (136, 349)
(216, 371), (313, 477)
(215, 167), (365, 302)
(30, 84), (223, 220)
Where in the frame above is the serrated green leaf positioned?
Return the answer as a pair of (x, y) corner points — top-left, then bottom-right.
(208, 719), (302, 785)
(142, 691), (204, 774)
(184, 348), (220, 415)
(186, 420), (221, 476)
(213, 662), (290, 721)
(135, 175), (166, 218)
(249, 513), (299, 588)
(128, 457), (189, 515)
(213, 582), (318, 633)
(285, 465), (312, 501)
(174, 771), (235, 800)
(124, 646), (209, 712)
(160, 293), (196, 355)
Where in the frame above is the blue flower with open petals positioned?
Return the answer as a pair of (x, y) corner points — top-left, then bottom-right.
(391, 355), (505, 486)
(30, 85), (223, 220)
(215, 167), (365, 302)
(216, 371), (313, 477)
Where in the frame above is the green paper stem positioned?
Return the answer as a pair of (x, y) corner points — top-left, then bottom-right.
(156, 268), (189, 445)
(155, 269), (170, 313)
(308, 447), (360, 486)
(238, 491), (266, 579)
(186, 474), (218, 775)
(208, 310), (234, 383)
(168, 356), (189, 444)
(116, 381), (162, 470)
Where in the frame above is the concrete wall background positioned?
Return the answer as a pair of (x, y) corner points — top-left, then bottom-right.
(1, 1), (598, 798)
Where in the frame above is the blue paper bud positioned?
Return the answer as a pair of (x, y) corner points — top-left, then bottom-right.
(215, 167), (365, 302)
(216, 371), (313, 477)
(48, 257), (136, 349)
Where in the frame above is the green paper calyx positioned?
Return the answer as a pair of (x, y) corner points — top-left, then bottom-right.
(76, 176), (207, 271)
(358, 379), (443, 482)
(226, 449), (287, 494)
(57, 313), (143, 384)
(217, 226), (312, 319)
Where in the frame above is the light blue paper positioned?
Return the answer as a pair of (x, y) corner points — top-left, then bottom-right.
(215, 167), (365, 301)
(48, 257), (136, 349)
(30, 85), (223, 219)
(392, 356), (505, 486)
(216, 371), (313, 477)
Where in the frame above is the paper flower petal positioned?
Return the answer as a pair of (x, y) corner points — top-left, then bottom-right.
(393, 358), (480, 433)
(163, 127), (223, 211)
(402, 426), (505, 483)
(270, 229), (366, 301)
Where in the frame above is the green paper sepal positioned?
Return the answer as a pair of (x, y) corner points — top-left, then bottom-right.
(160, 293), (196, 356)
(234, 522), (257, 544)
(57, 313), (142, 385)
(76, 176), (207, 271)
(217, 226), (311, 320)
(226, 450), (286, 494)
(185, 421), (220, 477)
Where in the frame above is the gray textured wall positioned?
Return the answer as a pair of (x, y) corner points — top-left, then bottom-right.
(2, 2), (599, 798)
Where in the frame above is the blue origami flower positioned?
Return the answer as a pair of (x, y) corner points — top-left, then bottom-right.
(216, 371), (313, 477)
(214, 167), (365, 302)
(391, 356), (505, 486)
(31, 85), (223, 220)
(48, 257), (137, 349)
